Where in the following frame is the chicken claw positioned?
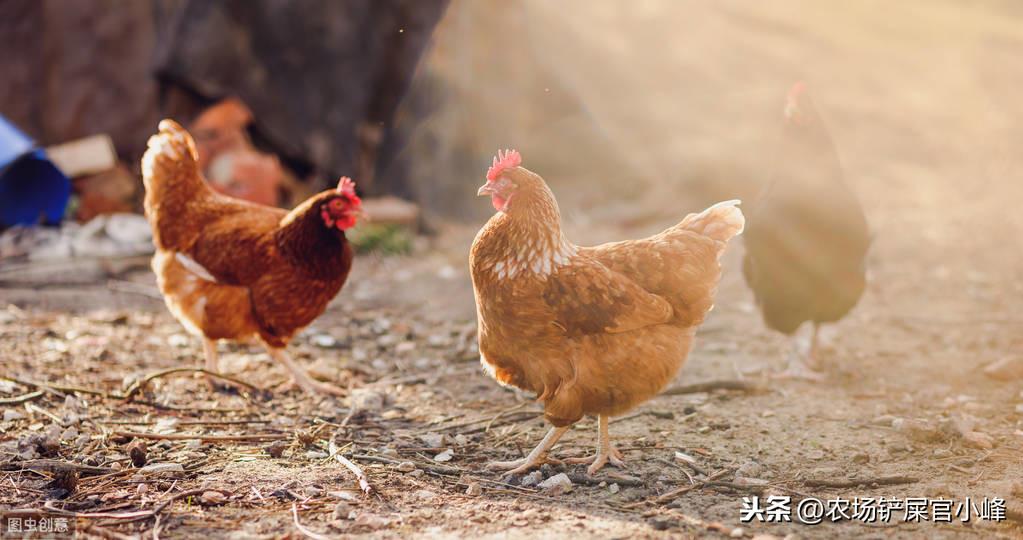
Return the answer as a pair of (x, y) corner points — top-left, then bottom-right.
(566, 415), (626, 475)
(486, 426), (569, 475)
(267, 347), (346, 397)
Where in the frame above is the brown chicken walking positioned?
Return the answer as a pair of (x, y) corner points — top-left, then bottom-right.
(141, 120), (361, 396)
(470, 150), (745, 474)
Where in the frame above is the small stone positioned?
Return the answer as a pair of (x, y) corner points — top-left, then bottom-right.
(538, 473), (573, 494)
(407, 469), (424, 478)
(736, 461), (763, 477)
(139, 463), (184, 475)
(167, 334), (190, 348)
(306, 450), (329, 460)
(347, 389), (386, 411)
(126, 440), (148, 467)
(419, 433), (446, 448)
(453, 434), (470, 446)
(851, 453), (870, 464)
(3, 410), (24, 422)
(200, 491), (226, 505)
(184, 439), (202, 450)
(395, 341), (415, 354)
(433, 449), (454, 462)
(730, 528), (745, 538)
(962, 431), (994, 449)
(872, 414), (897, 427)
(465, 482), (482, 496)
(608, 483), (620, 494)
(521, 471), (543, 487)
(397, 461), (416, 473)
(415, 489), (438, 501)
(334, 502), (353, 520)
(310, 334), (339, 349)
(266, 440), (287, 458)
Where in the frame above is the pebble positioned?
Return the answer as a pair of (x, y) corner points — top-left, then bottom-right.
(538, 473), (573, 494)
(167, 334), (190, 348)
(348, 388), (386, 411)
(397, 461), (416, 473)
(521, 471), (544, 487)
(608, 483), (620, 494)
(310, 334), (339, 349)
(334, 502), (354, 520)
(730, 528), (745, 538)
(139, 463), (184, 475)
(200, 491), (226, 505)
(433, 449), (454, 462)
(305, 451), (329, 460)
(266, 440), (288, 458)
(3, 410), (25, 422)
(465, 482), (482, 497)
(419, 433), (446, 448)
(851, 453), (870, 464)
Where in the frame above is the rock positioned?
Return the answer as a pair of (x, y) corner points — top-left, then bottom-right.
(730, 528), (745, 538)
(200, 491), (226, 505)
(397, 461), (416, 473)
(266, 441), (288, 458)
(895, 418), (954, 443)
(347, 388), (386, 411)
(521, 471), (543, 487)
(608, 483), (621, 494)
(736, 460), (763, 477)
(433, 449), (453, 462)
(465, 482), (482, 497)
(61, 426), (79, 441)
(983, 357), (1023, 381)
(3, 409), (24, 422)
(305, 451), (329, 460)
(962, 431), (994, 449)
(395, 341), (415, 354)
(167, 334), (190, 348)
(852, 453), (870, 464)
(334, 502), (354, 520)
(139, 463), (184, 475)
(126, 440), (148, 467)
(419, 433), (446, 448)
(415, 489), (438, 501)
(871, 414), (897, 427)
(307, 358), (340, 382)
(310, 333), (339, 349)
(408, 469), (424, 478)
(453, 434), (469, 446)
(538, 473), (573, 494)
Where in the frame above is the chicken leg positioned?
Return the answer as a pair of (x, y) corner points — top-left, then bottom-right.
(775, 323), (826, 381)
(487, 426), (569, 475)
(565, 415), (626, 475)
(266, 346), (346, 396)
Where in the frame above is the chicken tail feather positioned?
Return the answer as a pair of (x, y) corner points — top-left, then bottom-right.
(679, 199), (745, 245)
(141, 119), (201, 190)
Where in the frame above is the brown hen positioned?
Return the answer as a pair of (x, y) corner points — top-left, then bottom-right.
(470, 150), (745, 474)
(141, 120), (361, 396)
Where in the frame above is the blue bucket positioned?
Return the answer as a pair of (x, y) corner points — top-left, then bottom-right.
(0, 115), (71, 227)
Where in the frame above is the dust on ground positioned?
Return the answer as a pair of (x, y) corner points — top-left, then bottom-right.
(4, 0), (1023, 538)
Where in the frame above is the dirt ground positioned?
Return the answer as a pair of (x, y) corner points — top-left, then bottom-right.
(3, 0), (1023, 539)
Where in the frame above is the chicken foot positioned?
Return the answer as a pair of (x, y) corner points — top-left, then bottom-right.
(564, 415), (626, 475)
(487, 426), (569, 475)
(201, 339), (250, 393)
(266, 346), (346, 396)
(773, 323), (826, 381)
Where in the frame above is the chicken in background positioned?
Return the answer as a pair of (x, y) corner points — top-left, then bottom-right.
(470, 150), (744, 474)
(189, 98), (285, 207)
(141, 120), (362, 396)
(742, 83), (870, 379)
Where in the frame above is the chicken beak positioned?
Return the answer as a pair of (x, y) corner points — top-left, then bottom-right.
(477, 183), (495, 197)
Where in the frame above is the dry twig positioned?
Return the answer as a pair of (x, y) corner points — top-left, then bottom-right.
(122, 367), (264, 402)
(292, 503), (331, 540)
(660, 379), (765, 396)
(328, 433), (375, 496)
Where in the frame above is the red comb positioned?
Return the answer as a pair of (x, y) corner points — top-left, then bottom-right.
(336, 177), (360, 203)
(486, 149), (522, 181)
(787, 81), (807, 102)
